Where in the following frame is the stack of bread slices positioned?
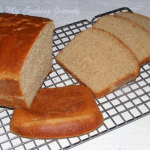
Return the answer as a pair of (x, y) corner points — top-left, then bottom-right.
(0, 11), (150, 139)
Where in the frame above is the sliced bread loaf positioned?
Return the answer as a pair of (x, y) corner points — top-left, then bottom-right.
(93, 15), (150, 66)
(10, 85), (103, 138)
(56, 28), (139, 98)
(0, 13), (54, 109)
(115, 12), (150, 32)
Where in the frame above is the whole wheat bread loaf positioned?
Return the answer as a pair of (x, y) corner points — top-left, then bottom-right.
(93, 15), (150, 66)
(10, 85), (103, 139)
(115, 12), (150, 32)
(56, 28), (139, 98)
(0, 13), (54, 109)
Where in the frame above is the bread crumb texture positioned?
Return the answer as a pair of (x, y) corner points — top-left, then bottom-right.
(115, 12), (150, 33)
(56, 28), (139, 98)
(93, 15), (150, 66)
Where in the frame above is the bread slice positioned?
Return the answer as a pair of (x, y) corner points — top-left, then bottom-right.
(115, 12), (150, 32)
(0, 13), (54, 109)
(56, 28), (139, 98)
(10, 85), (103, 139)
(93, 15), (150, 66)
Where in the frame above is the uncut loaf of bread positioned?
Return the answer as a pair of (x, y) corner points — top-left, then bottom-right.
(115, 12), (150, 32)
(56, 28), (139, 98)
(93, 15), (150, 66)
(10, 85), (103, 139)
(0, 13), (54, 109)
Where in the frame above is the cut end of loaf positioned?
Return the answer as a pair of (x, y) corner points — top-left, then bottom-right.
(20, 21), (54, 107)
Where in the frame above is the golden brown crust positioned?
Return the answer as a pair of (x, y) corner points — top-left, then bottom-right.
(140, 57), (150, 66)
(11, 109), (103, 138)
(0, 79), (28, 108)
(0, 79), (23, 96)
(0, 97), (28, 109)
(10, 85), (103, 138)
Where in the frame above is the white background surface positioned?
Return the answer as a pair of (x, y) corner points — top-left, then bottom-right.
(0, 0), (150, 150)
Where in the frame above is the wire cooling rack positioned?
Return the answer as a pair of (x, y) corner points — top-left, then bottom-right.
(1, 7), (150, 150)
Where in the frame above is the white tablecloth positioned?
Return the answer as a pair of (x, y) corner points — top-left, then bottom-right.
(0, 0), (150, 150)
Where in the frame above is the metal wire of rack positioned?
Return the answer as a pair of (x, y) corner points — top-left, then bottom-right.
(0, 7), (150, 150)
